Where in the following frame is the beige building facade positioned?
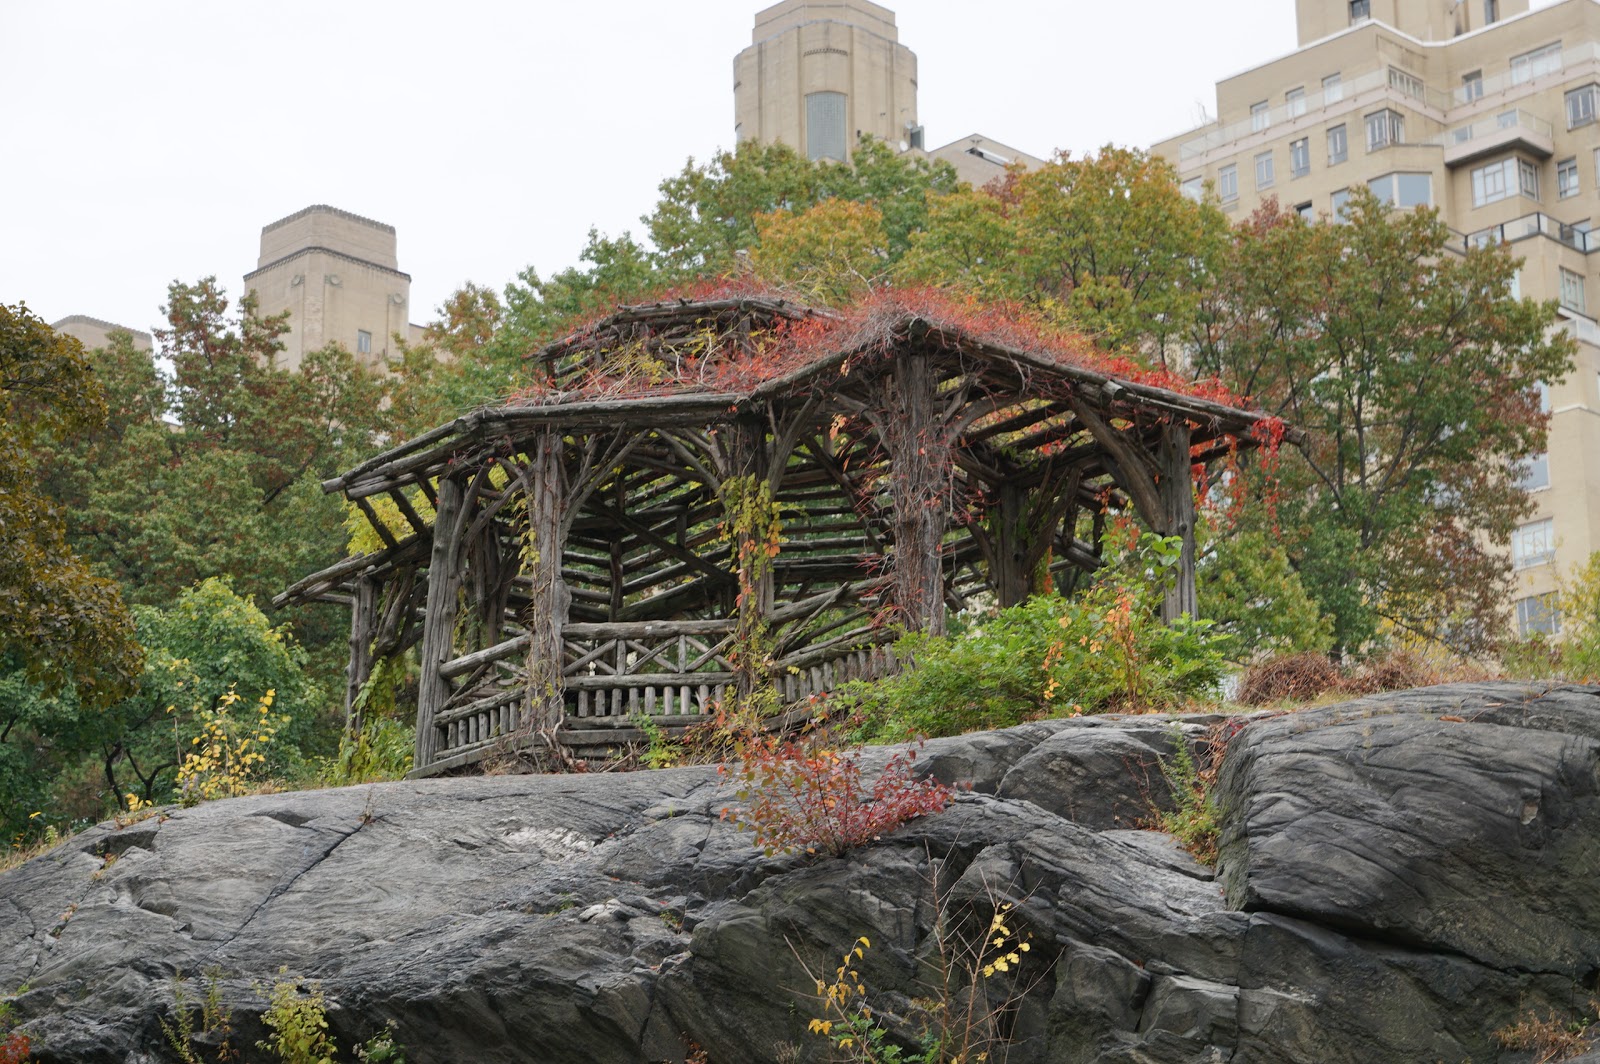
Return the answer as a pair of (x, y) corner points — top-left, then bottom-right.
(50, 314), (153, 353)
(244, 204), (422, 373)
(734, 1), (1044, 182)
(1154, 0), (1600, 638)
(735, 0), (920, 160)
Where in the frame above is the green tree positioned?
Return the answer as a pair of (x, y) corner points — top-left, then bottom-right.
(43, 279), (385, 617)
(0, 578), (323, 838)
(1196, 524), (1333, 658)
(645, 137), (958, 279)
(0, 303), (142, 707)
(1190, 191), (1573, 655)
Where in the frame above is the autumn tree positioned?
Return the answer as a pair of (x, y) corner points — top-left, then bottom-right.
(750, 198), (889, 302)
(1190, 191), (1573, 655)
(0, 304), (142, 708)
(898, 146), (1229, 354)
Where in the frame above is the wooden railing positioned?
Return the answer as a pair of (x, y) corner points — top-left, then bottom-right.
(417, 618), (900, 773)
(562, 619), (736, 718)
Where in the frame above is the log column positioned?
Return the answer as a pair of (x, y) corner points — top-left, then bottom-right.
(724, 416), (774, 703)
(878, 356), (952, 636)
(523, 432), (570, 730)
(1157, 420), (1198, 624)
(415, 475), (467, 770)
(345, 576), (379, 730)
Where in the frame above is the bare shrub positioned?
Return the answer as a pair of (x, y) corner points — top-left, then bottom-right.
(1237, 652), (1342, 705)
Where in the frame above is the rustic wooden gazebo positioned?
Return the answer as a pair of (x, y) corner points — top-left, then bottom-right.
(278, 290), (1292, 777)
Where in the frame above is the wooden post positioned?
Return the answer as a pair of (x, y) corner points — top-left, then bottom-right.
(523, 432), (570, 730)
(725, 416), (774, 705)
(415, 475), (466, 771)
(878, 356), (951, 635)
(1158, 420), (1198, 624)
(990, 481), (1030, 609)
(346, 576), (379, 731)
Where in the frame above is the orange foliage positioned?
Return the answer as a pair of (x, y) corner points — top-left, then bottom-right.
(508, 283), (1257, 414)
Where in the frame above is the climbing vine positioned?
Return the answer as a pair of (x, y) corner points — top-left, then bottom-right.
(719, 474), (783, 717)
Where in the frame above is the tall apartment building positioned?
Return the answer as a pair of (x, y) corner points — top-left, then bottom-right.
(734, 0), (1043, 185)
(244, 205), (422, 373)
(1154, 0), (1600, 638)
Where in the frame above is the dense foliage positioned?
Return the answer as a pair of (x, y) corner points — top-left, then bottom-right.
(1192, 191), (1572, 654)
(0, 303), (142, 708)
(4, 283), (375, 841)
(840, 537), (1232, 743)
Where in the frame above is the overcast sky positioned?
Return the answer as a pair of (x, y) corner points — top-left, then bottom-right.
(0, 1), (1417, 337)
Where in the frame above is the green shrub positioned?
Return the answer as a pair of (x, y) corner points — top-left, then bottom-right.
(314, 717), (414, 787)
(840, 536), (1231, 742)
(1156, 725), (1220, 864)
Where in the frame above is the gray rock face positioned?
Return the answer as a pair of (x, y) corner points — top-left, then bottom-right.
(2, 682), (1597, 1062)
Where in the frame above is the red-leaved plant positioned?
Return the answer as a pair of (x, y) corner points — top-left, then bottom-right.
(722, 737), (953, 856)
(0, 1031), (30, 1064)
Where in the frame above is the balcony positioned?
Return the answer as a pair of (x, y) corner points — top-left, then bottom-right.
(1558, 309), (1600, 346)
(1434, 109), (1554, 167)
(1462, 211), (1598, 254)
(1176, 67), (1450, 162)
(1451, 41), (1600, 105)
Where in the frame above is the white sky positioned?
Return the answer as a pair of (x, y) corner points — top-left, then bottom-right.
(0, 1), (1492, 337)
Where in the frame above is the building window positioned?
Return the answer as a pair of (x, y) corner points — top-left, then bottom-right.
(1512, 519), (1555, 569)
(1368, 172), (1433, 208)
(1462, 70), (1484, 102)
(1287, 88), (1307, 118)
(1561, 267), (1587, 313)
(1535, 380), (1549, 413)
(1565, 85), (1599, 129)
(1519, 452), (1551, 491)
(1290, 138), (1311, 177)
(1218, 164), (1239, 202)
(1350, 0), (1371, 22)
(1331, 188), (1351, 220)
(1485, 0), (1499, 22)
(1520, 157), (1540, 200)
(1516, 594), (1560, 637)
(1251, 101), (1271, 132)
(1559, 157), (1580, 198)
(1323, 73), (1343, 103)
(805, 91), (847, 162)
(1255, 151), (1275, 190)
(1365, 109), (1404, 151)
(1471, 157), (1539, 206)
(356, 329), (372, 354)
(1295, 201), (1315, 221)
(1388, 68), (1425, 99)
(1181, 176), (1204, 202)
(1327, 124), (1348, 165)
(1511, 43), (1562, 85)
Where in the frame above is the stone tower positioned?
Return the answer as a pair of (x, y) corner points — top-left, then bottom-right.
(244, 205), (414, 372)
(734, 0), (921, 161)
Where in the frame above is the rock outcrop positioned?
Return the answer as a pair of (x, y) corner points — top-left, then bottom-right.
(2, 682), (1597, 1062)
